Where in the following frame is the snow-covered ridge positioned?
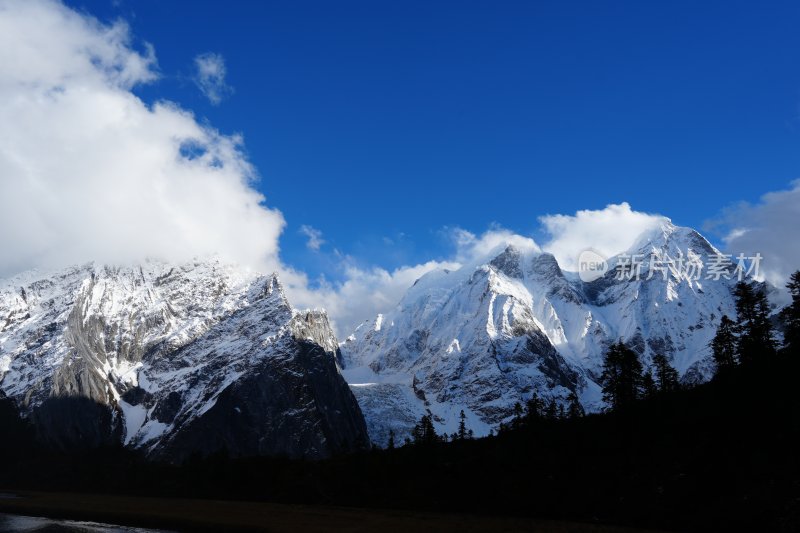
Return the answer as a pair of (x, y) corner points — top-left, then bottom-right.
(341, 223), (749, 445)
(0, 224), (762, 452)
(0, 258), (368, 460)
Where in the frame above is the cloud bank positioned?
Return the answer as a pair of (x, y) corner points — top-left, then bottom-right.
(450, 227), (540, 264)
(0, 0), (284, 276)
(2, 1), (796, 338)
(709, 180), (800, 287)
(284, 259), (460, 336)
(540, 203), (669, 270)
(0, 0), (447, 335)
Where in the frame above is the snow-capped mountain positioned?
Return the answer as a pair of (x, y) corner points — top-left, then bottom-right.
(0, 259), (368, 461)
(341, 223), (747, 445)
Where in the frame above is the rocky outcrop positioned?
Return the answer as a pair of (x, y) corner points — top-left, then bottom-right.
(150, 307), (368, 462)
(0, 260), (368, 461)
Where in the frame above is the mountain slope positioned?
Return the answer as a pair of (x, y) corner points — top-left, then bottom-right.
(0, 259), (368, 460)
(341, 223), (748, 445)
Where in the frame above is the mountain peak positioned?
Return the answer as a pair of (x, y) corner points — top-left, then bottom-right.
(626, 222), (718, 257)
(489, 245), (525, 278)
(530, 252), (564, 279)
(341, 225), (743, 446)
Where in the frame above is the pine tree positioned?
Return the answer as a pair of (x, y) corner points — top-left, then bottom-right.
(734, 282), (777, 363)
(734, 282), (758, 363)
(711, 314), (737, 374)
(525, 393), (544, 423)
(642, 370), (657, 399)
(411, 420), (423, 443)
(512, 402), (524, 428)
(567, 390), (584, 419)
(457, 409), (467, 440)
(652, 353), (680, 393)
(412, 414), (438, 445)
(600, 340), (645, 410)
(545, 398), (558, 420)
(781, 271), (800, 353)
(387, 429), (395, 450)
(424, 414), (438, 443)
(753, 285), (778, 355)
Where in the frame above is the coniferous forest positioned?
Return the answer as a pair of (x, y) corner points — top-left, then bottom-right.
(2, 273), (800, 532)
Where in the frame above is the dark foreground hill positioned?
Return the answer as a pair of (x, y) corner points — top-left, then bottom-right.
(2, 349), (800, 532)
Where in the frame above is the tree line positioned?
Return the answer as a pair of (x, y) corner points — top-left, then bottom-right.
(711, 273), (800, 371)
(601, 272), (800, 412)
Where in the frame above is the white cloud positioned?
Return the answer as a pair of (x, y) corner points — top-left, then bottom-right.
(285, 227), (536, 335)
(0, 0), (449, 337)
(8, 1), (795, 344)
(539, 202), (669, 270)
(709, 180), (800, 287)
(299, 225), (325, 251)
(284, 259), (460, 336)
(449, 227), (540, 263)
(0, 0), (675, 340)
(193, 52), (232, 105)
(0, 0), (156, 91)
(0, 0), (283, 276)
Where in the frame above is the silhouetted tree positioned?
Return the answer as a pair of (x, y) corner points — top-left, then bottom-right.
(512, 402), (524, 429)
(781, 270), (800, 353)
(545, 398), (558, 420)
(567, 390), (585, 419)
(387, 429), (395, 450)
(652, 353), (680, 393)
(525, 393), (544, 424)
(734, 282), (777, 363)
(642, 370), (657, 399)
(712, 314), (738, 374)
(412, 414), (438, 445)
(457, 409), (467, 440)
(600, 340), (645, 410)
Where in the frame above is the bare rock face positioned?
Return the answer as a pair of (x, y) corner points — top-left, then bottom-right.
(150, 309), (368, 462)
(0, 260), (368, 460)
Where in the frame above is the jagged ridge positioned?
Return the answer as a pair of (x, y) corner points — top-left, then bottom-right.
(341, 223), (750, 445)
(0, 259), (369, 460)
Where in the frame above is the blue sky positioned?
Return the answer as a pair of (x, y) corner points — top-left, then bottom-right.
(65, 0), (800, 282)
